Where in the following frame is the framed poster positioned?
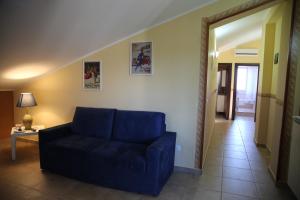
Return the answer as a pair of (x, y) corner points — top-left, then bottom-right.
(130, 41), (153, 75)
(83, 61), (101, 90)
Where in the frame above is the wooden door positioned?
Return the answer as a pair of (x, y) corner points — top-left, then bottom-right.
(0, 91), (14, 138)
(217, 63), (232, 120)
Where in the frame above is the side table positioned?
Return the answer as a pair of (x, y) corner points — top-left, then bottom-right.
(10, 125), (45, 161)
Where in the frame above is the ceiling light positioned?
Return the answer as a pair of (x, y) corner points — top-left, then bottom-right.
(2, 64), (50, 80)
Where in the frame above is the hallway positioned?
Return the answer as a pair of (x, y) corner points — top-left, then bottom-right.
(204, 116), (295, 199)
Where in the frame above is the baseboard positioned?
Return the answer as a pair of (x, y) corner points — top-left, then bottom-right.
(174, 166), (202, 175)
(256, 143), (267, 148)
(254, 139), (267, 148)
(265, 145), (272, 153)
(268, 166), (277, 181)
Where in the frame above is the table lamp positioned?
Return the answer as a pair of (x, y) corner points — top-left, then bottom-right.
(16, 93), (37, 130)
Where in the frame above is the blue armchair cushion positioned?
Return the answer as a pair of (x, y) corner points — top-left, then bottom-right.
(113, 110), (166, 143)
(71, 107), (116, 139)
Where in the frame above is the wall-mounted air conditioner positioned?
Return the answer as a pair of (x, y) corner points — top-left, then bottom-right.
(235, 49), (258, 56)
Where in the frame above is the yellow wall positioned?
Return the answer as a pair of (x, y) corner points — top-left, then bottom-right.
(217, 40), (261, 119)
(254, 0), (292, 178)
(268, 0), (292, 178)
(14, 0), (250, 169)
(218, 40), (261, 63)
(255, 22), (275, 145)
(266, 12), (282, 151)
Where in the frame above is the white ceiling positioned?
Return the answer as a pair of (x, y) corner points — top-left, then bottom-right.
(0, 0), (214, 90)
(215, 8), (270, 52)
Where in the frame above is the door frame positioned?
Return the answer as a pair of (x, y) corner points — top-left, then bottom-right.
(217, 63), (232, 120)
(232, 63), (260, 121)
(196, 0), (279, 169)
(196, 0), (298, 185)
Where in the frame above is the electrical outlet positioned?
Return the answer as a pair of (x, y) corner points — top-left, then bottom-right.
(176, 144), (182, 152)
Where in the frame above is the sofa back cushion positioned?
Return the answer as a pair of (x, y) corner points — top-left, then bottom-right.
(112, 110), (166, 143)
(71, 107), (116, 139)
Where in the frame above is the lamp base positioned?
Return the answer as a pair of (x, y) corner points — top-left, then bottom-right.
(23, 114), (33, 130)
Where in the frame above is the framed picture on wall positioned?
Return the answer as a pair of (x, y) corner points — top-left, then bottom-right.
(130, 41), (153, 75)
(83, 60), (102, 90)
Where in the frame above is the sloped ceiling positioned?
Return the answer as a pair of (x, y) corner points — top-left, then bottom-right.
(215, 8), (270, 52)
(0, 0), (215, 90)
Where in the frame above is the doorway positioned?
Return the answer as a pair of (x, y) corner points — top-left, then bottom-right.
(216, 63), (232, 120)
(232, 64), (259, 121)
(198, 1), (295, 195)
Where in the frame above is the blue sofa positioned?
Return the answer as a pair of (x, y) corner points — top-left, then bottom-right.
(39, 107), (176, 195)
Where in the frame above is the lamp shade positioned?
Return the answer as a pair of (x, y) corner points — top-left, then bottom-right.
(16, 93), (37, 107)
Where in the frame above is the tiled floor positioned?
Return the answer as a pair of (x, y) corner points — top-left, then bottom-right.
(0, 116), (296, 199)
(205, 116), (296, 200)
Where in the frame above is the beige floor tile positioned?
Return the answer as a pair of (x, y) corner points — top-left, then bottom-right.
(222, 192), (259, 200)
(141, 184), (186, 200)
(223, 150), (247, 160)
(223, 144), (245, 152)
(256, 183), (296, 200)
(249, 160), (268, 172)
(62, 181), (112, 200)
(223, 139), (244, 145)
(246, 152), (266, 162)
(0, 181), (32, 200)
(167, 172), (198, 188)
(206, 149), (224, 158)
(196, 174), (222, 191)
(252, 170), (274, 184)
(223, 167), (254, 182)
(222, 178), (258, 198)
(205, 156), (223, 166)
(203, 165), (223, 177)
(103, 189), (142, 200)
(2, 170), (45, 188)
(223, 158), (250, 169)
(183, 188), (221, 200)
(33, 173), (80, 196)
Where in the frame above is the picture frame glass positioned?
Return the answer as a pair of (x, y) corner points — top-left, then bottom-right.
(83, 61), (101, 89)
(131, 42), (152, 75)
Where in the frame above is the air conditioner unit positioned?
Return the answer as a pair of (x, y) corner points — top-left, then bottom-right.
(235, 49), (258, 56)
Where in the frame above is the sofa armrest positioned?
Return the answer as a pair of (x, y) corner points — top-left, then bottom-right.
(146, 131), (176, 172)
(39, 123), (72, 144)
(146, 131), (176, 193)
(147, 132), (176, 156)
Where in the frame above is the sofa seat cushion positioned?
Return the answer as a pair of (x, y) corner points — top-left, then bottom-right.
(89, 141), (147, 172)
(48, 135), (105, 152)
(45, 135), (106, 178)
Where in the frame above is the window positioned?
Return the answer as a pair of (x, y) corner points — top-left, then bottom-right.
(237, 67), (247, 91)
